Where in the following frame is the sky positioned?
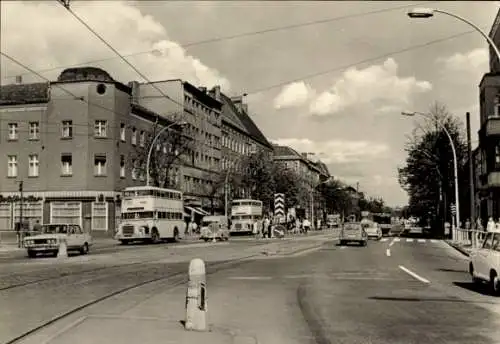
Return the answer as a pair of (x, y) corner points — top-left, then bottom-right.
(0, 1), (498, 207)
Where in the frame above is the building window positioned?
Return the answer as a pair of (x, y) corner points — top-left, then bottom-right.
(495, 96), (500, 117)
(120, 155), (125, 178)
(94, 120), (107, 137)
(61, 120), (73, 138)
(91, 202), (108, 231)
(8, 123), (18, 140)
(7, 155), (17, 177)
(28, 154), (39, 177)
(120, 123), (126, 142)
(29, 122), (39, 140)
(132, 127), (137, 145)
(61, 154), (73, 176)
(50, 202), (82, 226)
(14, 201), (42, 228)
(94, 155), (107, 176)
(131, 159), (137, 180)
(140, 131), (145, 147)
(0, 203), (12, 231)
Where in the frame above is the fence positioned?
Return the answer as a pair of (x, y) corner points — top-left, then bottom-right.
(450, 228), (486, 249)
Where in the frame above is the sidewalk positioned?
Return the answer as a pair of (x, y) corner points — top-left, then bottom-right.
(446, 240), (472, 257)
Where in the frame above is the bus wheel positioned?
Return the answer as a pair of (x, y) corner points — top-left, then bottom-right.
(173, 228), (180, 242)
(151, 228), (159, 244)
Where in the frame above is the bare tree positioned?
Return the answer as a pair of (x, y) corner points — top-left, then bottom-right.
(132, 120), (193, 189)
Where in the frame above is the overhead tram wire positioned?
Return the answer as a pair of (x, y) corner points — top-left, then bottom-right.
(0, 24), (487, 131)
(2, 1), (438, 81)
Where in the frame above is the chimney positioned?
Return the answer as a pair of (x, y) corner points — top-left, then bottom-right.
(231, 96), (243, 112)
(301, 153), (308, 159)
(242, 103), (248, 113)
(199, 86), (207, 93)
(128, 81), (140, 104)
(212, 85), (221, 101)
(15, 76), (22, 85)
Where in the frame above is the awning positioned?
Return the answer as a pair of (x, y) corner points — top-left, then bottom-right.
(183, 212), (190, 218)
(185, 206), (210, 216)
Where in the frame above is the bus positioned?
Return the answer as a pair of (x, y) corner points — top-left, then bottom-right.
(115, 186), (185, 244)
(230, 199), (263, 234)
(372, 212), (392, 235)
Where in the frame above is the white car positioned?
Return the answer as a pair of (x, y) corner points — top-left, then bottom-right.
(469, 230), (500, 294)
(23, 223), (92, 258)
(363, 222), (382, 240)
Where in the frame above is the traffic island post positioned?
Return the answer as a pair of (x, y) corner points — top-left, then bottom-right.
(185, 258), (208, 331)
(57, 238), (68, 259)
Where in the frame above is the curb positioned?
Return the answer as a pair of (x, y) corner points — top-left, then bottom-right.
(445, 240), (470, 257)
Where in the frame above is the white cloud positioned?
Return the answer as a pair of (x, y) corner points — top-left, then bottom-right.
(273, 81), (315, 109)
(438, 48), (488, 73)
(308, 58), (432, 116)
(271, 138), (389, 164)
(1, 1), (230, 91)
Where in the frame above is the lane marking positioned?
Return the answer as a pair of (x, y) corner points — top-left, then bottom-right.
(228, 276), (273, 280)
(340, 246), (346, 249)
(381, 238), (389, 242)
(389, 238), (396, 247)
(430, 239), (438, 243)
(394, 238), (401, 242)
(398, 265), (430, 284)
(386, 248), (391, 257)
(406, 238), (414, 242)
(418, 239), (426, 243)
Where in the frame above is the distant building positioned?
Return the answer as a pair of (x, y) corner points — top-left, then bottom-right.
(272, 145), (330, 221)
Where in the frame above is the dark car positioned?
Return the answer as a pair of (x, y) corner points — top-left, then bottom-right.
(339, 222), (368, 246)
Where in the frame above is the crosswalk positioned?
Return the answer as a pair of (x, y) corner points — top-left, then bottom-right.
(380, 238), (439, 243)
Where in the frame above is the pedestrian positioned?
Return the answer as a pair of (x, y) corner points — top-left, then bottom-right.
(264, 216), (271, 239)
(303, 218), (311, 234)
(487, 217), (495, 232)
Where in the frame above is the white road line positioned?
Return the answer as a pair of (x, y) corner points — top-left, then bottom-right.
(394, 238), (401, 242)
(406, 238), (414, 242)
(340, 246), (346, 249)
(386, 248), (391, 257)
(398, 265), (430, 284)
(389, 239), (395, 247)
(418, 239), (426, 243)
(430, 239), (438, 243)
(381, 238), (389, 242)
(228, 276), (273, 280)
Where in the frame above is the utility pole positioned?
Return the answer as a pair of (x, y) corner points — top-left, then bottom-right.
(57, 0), (71, 9)
(466, 112), (475, 227)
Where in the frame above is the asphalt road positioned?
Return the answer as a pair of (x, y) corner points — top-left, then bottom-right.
(208, 236), (500, 344)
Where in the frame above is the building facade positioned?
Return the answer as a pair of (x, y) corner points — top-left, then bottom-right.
(272, 145), (330, 221)
(474, 7), (500, 222)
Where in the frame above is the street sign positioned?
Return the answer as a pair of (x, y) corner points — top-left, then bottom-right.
(274, 193), (285, 219)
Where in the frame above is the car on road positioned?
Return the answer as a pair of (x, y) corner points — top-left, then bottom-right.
(362, 221), (382, 240)
(200, 215), (230, 242)
(23, 223), (92, 258)
(469, 230), (500, 294)
(339, 222), (368, 246)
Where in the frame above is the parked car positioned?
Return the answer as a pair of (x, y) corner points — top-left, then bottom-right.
(23, 223), (92, 258)
(469, 230), (500, 294)
(200, 216), (230, 242)
(339, 222), (368, 246)
(362, 221), (382, 240)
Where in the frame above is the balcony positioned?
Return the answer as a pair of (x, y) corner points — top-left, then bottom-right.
(488, 172), (500, 187)
(480, 116), (500, 137)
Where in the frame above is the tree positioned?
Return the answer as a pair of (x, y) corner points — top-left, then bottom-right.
(201, 170), (230, 215)
(273, 164), (307, 209)
(398, 102), (467, 232)
(320, 178), (351, 216)
(133, 121), (193, 189)
(237, 149), (276, 211)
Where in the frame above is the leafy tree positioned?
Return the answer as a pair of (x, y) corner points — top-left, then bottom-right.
(398, 102), (467, 232)
(320, 178), (352, 216)
(133, 121), (193, 189)
(273, 164), (307, 209)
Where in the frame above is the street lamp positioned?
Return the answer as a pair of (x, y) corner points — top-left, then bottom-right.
(145, 121), (187, 187)
(311, 177), (332, 230)
(407, 8), (500, 62)
(401, 111), (460, 237)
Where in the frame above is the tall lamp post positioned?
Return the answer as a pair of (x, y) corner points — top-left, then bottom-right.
(401, 111), (460, 239)
(407, 8), (500, 62)
(145, 121), (187, 187)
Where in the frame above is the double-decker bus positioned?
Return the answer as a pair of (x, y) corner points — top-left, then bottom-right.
(372, 212), (392, 235)
(115, 186), (185, 244)
(230, 199), (263, 234)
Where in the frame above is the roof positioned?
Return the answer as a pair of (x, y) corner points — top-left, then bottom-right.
(234, 108), (272, 149)
(273, 144), (304, 160)
(0, 82), (50, 105)
(220, 93), (248, 133)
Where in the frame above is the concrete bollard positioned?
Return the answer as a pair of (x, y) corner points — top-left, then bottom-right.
(185, 258), (207, 331)
(57, 238), (68, 259)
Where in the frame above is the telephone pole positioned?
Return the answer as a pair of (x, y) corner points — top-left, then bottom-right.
(18, 180), (23, 248)
(466, 112), (475, 227)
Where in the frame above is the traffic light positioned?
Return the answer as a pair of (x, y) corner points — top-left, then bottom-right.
(18, 181), (23, 193)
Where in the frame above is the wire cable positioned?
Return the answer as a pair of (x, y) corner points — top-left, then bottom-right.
(1, 1), (438, 81)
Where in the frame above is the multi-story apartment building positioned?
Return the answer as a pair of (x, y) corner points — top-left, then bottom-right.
(0, 67), (195, 235)
(219, 94), (273, 203)
(129, 79), (223, 216)
(272, 145), (330, 221)
(474, 7), (500, 222)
